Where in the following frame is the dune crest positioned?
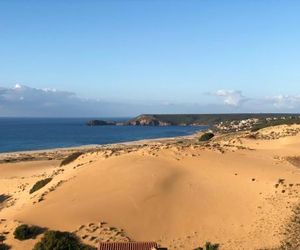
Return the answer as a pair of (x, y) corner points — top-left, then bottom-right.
(1, 125), (300, 249)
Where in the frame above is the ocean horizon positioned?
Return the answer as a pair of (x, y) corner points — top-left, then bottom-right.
(0, 117), (205, 153)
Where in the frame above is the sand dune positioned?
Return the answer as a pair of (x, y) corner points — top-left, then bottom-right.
(2, 125), (300, 249)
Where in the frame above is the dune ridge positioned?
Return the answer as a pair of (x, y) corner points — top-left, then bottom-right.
(1, 125), (300, 249)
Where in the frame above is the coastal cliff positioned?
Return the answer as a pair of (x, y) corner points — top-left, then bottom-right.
(86, 113), (300, 130)
(86, 115), (173, 126)
(124, 115), (171, 126)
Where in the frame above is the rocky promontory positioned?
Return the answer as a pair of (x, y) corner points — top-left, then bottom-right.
(124, 115), (171, 126)
(86, 113), (300, 128)
(86, 115), (172, 127)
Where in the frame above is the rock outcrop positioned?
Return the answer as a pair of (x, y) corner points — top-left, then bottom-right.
(124, 115), (172, 126)
(86, 120), (116, 126)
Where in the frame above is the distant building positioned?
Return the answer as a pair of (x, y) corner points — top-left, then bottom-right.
(98, 242), (167, 250)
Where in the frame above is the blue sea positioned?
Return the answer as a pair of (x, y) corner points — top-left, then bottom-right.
(0, 118), (206, 153)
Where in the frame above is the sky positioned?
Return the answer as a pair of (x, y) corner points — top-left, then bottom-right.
(1, 1), (300, 117)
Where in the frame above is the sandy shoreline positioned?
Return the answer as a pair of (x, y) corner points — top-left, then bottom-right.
(0, 131), (200, 155)
(2, 125), (300, 249)
(0, 132), (201, 163)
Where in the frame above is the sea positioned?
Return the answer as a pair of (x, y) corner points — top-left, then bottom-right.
(0, 118), (207, 153)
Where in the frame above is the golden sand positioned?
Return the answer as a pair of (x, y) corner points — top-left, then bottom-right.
(1, 125), (300, 249)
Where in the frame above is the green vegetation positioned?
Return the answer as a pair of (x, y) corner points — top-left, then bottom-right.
(0, 244), (10, 250)
(194, 242), (219, 250)
(0, 235), (9, 250)
(29, 178), (52, 194)
(60, 152), (84, 166)
(251, 116), (300, 132)
(0, 194), (10, 203)
(0, 235), (5, 243)
(199, 132), (215, 141)
(204, 242), (219, 250)
(14, 224), (44, 241)
(146, 114), (299, 125)
(286, 156), (300, 168)
(33, 231), (95, 250)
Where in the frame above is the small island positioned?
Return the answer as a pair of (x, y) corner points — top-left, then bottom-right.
(86, 120), (116, 126)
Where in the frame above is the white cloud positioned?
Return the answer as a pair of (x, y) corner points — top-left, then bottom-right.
(214, 90), (247, 107)
(1, 84), (204, 117)
(210, 89), (300, 112)
(266, 95), (300, 109)
(1, 84), (300, 117)
(0, 84), (75, 103)
(0, 85), (100, 117)
(13, 84), (22, 89)
(42, 88), (57, 92)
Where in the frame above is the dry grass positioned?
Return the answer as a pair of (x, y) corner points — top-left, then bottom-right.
(286, 157), (300, 168)
(29, 178), (52, 194)
(60, 152), (84, 166)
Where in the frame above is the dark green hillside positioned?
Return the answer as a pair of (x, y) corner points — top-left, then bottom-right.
(87, 113), (300, 128)
(148, 113), (300, 125)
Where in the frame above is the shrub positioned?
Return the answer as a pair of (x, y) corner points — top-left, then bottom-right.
(0, 243), (10, 250)
(0, 194), (11, 203)
(29, 178), (52, 194)
(33, 231), (95, 250)
(199, 132), (215, 142)
(60, 152), (84, 167)
(204, 242), (219, 250)
(13, 224), (44, 241)
(194, 242), (219, 250)
(0, 235), (5, 243)
(0, 235), (9, 250)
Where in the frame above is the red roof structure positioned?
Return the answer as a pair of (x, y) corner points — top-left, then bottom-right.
(98, 242), (159, 250)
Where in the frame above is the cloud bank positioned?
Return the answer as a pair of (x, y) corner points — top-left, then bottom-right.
(0, 84), (121, 117)
(266, 95), (300, 109)
(213, 89), (300, 113)
(0, 84), (300, 117)
(214, 90), (248, 107)
(0, 84), (215, 117)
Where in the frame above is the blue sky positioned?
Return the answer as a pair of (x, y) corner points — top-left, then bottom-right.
(1, 1), (300, 116)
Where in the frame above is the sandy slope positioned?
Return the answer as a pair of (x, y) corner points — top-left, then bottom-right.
(1, 125), (300, 249)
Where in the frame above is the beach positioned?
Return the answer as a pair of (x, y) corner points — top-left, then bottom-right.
(1, 125), (300, 249)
